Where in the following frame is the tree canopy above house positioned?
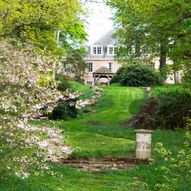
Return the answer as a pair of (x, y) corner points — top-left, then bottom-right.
(107, 0), (191, 72)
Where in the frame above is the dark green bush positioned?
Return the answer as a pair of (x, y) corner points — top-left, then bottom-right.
(57, 80), (71, 91)
(157, 91), (191, 129)
(125, 97), (160, 129)
(49, 101), (78, 120)
(182, 68), (191, 89)
(111, 63), (162, 86)
(127, 90), (191, 130)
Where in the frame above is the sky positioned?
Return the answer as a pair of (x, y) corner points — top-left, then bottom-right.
(84, 1), (114, 44)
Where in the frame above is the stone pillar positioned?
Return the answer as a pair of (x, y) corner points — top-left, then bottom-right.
(135, 129), (153, 160)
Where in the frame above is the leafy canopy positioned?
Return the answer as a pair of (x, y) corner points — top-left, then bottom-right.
(107, 0), (191, 70)
(0, 0), (86, 52)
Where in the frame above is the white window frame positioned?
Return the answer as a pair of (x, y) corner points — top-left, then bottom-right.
(91, 46), (103, 55)
(87, 62), (93, 72)
(108, 46), (117, 55)
(114, 47), (118, 54)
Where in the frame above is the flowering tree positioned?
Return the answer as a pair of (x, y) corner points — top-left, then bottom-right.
(0, 41), (72, 179)
(0, 0), (88, 179)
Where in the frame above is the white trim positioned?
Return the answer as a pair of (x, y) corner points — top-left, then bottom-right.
(87, 62), (93, 73)
(91, 46), (103, 55)
(107, 45), (117, 55)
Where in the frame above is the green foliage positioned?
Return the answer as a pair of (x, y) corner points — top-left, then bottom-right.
(61, 47), (87, 82)
(111, 63), (162, 87)
(128, 86), (191, 130)
(182, 66), (191, 89)
(0, 41), (69, 179)
(57, 80), (71, 92)
(153, 123), (191, 191)
(1, 86), (189, 191)
(37, 74), (53, 87)
(108, 0), (191, 72)
(0, 0), (86, 52)
(70, 81), (95, 100)
(126, 96), (159, 129)
(49, 101), (78, 120)
(0, 0), (87, 87)
(152, 84), (184, 97)
(157, 91), (191, 129)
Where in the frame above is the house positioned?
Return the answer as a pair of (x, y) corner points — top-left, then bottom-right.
(84, 30), (182, 85)
(84, 30), (121, 85)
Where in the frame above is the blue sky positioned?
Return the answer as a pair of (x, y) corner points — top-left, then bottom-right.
(84, 1), (114, 44)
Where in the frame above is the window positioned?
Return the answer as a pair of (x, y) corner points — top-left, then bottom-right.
(93, 47), (97, 54)
(109, 47), (113, 55)
(88, 62), (93, 72)
(92, 46), (102, 55)
(114, 47), (118, 54)
(97, 47), (102, 54)
(108, 46), (117, 55)
(109, 63), (112, 71)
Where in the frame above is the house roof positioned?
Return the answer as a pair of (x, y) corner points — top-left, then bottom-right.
(93, 30), (116, 46)
(84, 29), (117, 60)
(94, 67), (113, 74)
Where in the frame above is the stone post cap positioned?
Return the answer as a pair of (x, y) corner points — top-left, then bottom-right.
(135, 129), (153, 133)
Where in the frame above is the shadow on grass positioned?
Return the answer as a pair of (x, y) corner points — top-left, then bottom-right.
(128, 98), (146, 116)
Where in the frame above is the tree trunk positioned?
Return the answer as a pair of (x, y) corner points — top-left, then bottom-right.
(174, 71), (180, 84)
(159, 42), (168, 83)
(159, 42), (167, 71)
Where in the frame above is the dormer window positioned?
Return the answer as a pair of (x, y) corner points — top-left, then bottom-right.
(109, 47), (113, 54)
(108, 46), (117, 55)
(93, 47), (97, 54)
(92, 46), (102, 55)
(97, 47), (102, 54)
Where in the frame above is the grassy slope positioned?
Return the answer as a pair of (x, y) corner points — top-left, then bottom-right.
(62, 86), (145, 158)
(0, 86), (187, 191)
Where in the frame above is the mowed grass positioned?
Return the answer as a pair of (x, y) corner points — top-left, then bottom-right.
(0, 85), (188, 191)
(56, 86), (145, 158)
(152, 84), (185, 97)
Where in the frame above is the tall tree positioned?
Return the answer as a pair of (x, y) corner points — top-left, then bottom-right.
(0, 0), (86, 52)
(108, 0), (191, 75)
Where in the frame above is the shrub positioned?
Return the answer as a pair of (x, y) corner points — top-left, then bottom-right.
(126, 90), (191, 130)
(37, 74), (52, 86)
(111, 63), (162, 86)
(57, 80), (71, 91)
(125, 97), (160, 129)
(157, 91), (191, 129)
(182, 68), (191, 89)
(153, 122), (191, 190)
(49, 101), (78, 120)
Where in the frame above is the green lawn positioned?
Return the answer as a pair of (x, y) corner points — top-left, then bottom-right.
(1, 85), (188, 191)
(35, 86), (145, 158)
(152, 84), (184, 97)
